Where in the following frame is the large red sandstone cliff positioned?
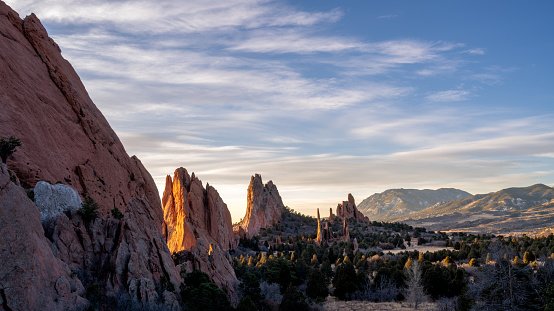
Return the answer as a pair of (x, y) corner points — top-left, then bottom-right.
(237, 174), (286, 238)
(0, 1), (158, 216)
(0, 2), (180, 309)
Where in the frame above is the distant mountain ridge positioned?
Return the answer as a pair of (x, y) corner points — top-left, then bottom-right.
(400, 183), (554, 220)
(386, 184), (554, 234)
(358, 188), (472, 221)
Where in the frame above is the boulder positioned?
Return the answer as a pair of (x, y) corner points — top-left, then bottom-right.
(34, 181), (82, 225)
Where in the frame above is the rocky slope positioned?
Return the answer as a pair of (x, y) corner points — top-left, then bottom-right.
(0, 163), (87, 310)
(0, 2), (180, 309)
(388, 184), (554, 234)
(358, 188), (472, 221)
(236, 174), (286, 238)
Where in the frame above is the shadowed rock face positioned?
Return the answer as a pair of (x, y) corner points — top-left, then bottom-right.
(0, 1), (159, 216)
(0, 2), (180, 308)
(238, 174), (286, 238)
(162, 167), (237, 253)
(0, 163), (88, 311)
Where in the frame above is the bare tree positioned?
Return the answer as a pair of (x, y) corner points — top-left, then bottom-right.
(405, 260), (427, 309)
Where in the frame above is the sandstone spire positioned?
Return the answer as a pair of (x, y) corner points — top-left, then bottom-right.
(163, 167), (237, 253)
(237, 174), (286, 238)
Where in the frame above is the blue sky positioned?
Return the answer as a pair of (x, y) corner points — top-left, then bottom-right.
(8, 0), (554, 221)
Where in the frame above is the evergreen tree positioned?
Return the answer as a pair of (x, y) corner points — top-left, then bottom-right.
(78, 196), (100, 221)
(0, 136), (21, 163)
(306, 268), (328, 299)
(280, 286), (308, 311)
(333, 261), (358, 300)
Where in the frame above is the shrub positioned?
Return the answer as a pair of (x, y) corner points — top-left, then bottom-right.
(78, 196), (100, 221)
(0, 136), (21, 163)
(111, 207), (124, 220)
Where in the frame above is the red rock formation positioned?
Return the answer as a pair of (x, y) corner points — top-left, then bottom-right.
(0, 163), (88, 310)
(336, 193), (370, 223)
(163, 168), (238, 299)
(328, 207), (336, 221)
(316, 208), (331, 245)
(343, 217), (350, 241)
(0, 2), (180, 307)
(163, 167), (237, 253)
(0, 1), (158, 216)
(238, 174), (286, 238)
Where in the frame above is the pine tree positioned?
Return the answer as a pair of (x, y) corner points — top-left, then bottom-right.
(0, 136), (22, 163)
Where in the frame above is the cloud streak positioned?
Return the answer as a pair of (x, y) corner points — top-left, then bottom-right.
(5, 0), (550, 220)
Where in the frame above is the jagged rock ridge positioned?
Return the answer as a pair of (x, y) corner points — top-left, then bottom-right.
(237, 174), (286, 238)
(357, 188), (472, 221)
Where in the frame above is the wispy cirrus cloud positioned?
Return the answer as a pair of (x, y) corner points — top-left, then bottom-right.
(426, 89), (470, 102)
(5, 0), (543, 220)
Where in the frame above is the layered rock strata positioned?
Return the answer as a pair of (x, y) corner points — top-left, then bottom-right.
(237, 174), (286, 238)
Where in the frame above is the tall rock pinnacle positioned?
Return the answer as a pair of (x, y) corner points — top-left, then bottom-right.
(237, 174), (286, 238)
(162, 167), (237, 253)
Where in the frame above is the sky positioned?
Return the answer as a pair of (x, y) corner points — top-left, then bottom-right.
(7, 0), (554, 221)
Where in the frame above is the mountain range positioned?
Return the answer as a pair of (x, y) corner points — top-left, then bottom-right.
(357, 188), (472, 221)
(360, 184), (554, 234)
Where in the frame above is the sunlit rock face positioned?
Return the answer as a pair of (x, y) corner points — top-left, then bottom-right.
(163, 167), (238, 300)
(336, 193), (370, 223)
(238, 174), (286, 238)
(163, 167), (237, 253)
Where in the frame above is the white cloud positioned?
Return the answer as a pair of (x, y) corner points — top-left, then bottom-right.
(377, 14), (398, 19)
(463, 48), (485, 55)
(426, 90), (470, 102)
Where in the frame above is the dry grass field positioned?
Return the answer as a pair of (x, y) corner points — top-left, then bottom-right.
(323, 297), (437, 311)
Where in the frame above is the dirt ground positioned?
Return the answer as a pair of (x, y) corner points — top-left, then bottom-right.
(323, 297), (437, 311)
